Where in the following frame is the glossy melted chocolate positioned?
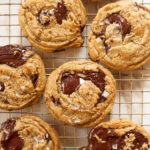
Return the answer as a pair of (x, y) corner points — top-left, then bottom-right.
(36, 0), (68, 26)
(0, 45), (28, 68)
(61, 70), (106, 104)
(0, 118), (24, 150)
(79, 127), (149, 150)
(97, 13), (131, 52)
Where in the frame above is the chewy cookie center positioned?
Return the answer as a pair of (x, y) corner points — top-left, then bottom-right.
(96, 13), (131, 53)
(80, 127), (149, 150)
(36, 0), (68, 26)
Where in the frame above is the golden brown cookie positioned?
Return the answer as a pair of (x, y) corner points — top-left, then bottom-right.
(88, 1), (150, 70)
(45, 61), (116, 128)
(0, 44), (46, 110)
(19, 0), (86, 53)
(0, 115), (60, 150)
(79, 119), (150, 150)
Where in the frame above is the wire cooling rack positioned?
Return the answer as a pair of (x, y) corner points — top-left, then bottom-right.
(0, 0), (150, 149)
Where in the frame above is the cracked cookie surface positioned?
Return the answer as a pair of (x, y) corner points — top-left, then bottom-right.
(88, 1), (150, 70)
(79, 119), (150, 150)
(19, 0), (86, 52)
(0, 44), (46, 110)
(0, 115), (60, 150)
(45, 61), (116, 128)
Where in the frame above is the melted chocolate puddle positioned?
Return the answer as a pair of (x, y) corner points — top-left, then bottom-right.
(0, 45), (29, 68)
(36, 0), (68, 26)
(96, 13), (131, 53)
(79, 127), (149, 150)
(61, 70), (106, 104)
(0, 118), (24, 150)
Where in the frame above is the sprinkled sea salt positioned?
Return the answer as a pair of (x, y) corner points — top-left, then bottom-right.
(46, 147), (50, 150)
(112, 144), (118, 149)
(15, 92), (19, 97)
(102, 91), (109, 98)
(21, 86), (26, 90)
(99, 21), (104, 26)
(45, 133), (49, 139)
(80, 78), (85, 85)
(1, 75), (10, 80)
(74, 119), (81, 123)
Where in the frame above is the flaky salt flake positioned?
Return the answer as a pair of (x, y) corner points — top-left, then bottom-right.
(99, 21), (104, 26)
(80, 78), (85, 85)
(39, 139), (45, 143)
(74, 119), (81, 123)
(46, 147), (50, 150)
(102, 90), (109, 98)
(15, 92), (19, 97)
(112, 144), (118, 149)
(45, 133), (49, 139)
(1, 75), (10, 80)
(21, 86), (26, 90)
(128, 147), (132, 150)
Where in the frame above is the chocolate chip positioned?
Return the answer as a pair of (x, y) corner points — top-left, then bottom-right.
(79, 127), (149, 150)
(35, 37), (41, 42)
(2, 99), (9, 104)
(96, 13), (131, 53)
(0, 45), (29, 68)
(0, 81), (5, 91)
(54, 0), (68, 24)
(36, 9), (53, 26)
(61, 70), (106, 103)
(1, 131), (24, 150)
(30, 74), (39, 88)
(51, 96), (61, 106)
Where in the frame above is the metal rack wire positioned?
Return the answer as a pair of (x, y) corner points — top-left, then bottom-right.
(0, 0), (150, 149)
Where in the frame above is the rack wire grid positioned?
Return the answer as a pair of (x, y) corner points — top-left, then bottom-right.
(0, 0), (150, 149)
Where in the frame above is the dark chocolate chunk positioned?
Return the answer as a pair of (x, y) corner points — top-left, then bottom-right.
(107, 13), (131, 40)
(61, 73), (80, 95)
(51, 96), (61, 106)
(30, 74), (39, 88)
(1, 131), (24, 150)
(54, 1), (68, 24)
(1, 118), (17, 131)
(0, 118), (24, 150)
(36, 9), (53, 26)
(96, 13), (131, 52)
(0, 81), (5, 91)
(79, 127), (149, 150)
(0, 45), (29, 68)
(61, 70), (106, 103)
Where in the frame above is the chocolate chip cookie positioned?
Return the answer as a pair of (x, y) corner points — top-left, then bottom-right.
(45, 61), (116, 128)
(79, 119), (150, 150)
(89, 1), (150, 70)
(0, 115), (60, 150)
(19, 0), (86, 53)
(0, 44), (46, 110)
